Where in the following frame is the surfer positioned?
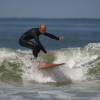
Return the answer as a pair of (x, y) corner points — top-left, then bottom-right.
(19, 24), (64, 58)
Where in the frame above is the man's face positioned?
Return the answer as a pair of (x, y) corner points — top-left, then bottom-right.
(39, 27), (46, 33)
(39, 24), (46, 33)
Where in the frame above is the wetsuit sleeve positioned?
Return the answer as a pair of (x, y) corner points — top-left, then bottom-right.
(44, 32), (59, 40)
(34, 34), (47, 53)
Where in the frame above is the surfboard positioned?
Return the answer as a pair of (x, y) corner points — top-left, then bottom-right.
(38, 61), (65, 69)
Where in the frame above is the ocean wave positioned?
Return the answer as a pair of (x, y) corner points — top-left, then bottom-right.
(0, 43), (100, 83)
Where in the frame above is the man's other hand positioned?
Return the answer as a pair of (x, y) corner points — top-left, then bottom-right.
(59, 36), (64, 41)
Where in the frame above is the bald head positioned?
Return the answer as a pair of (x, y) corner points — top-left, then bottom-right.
(39, 24), (46, 29)
(39, 24), (46, 33)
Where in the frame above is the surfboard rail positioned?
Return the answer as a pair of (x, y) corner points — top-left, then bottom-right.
(38, 61), (65, 69)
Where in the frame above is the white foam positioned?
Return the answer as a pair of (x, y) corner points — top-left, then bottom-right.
(0, 43), (100, 83)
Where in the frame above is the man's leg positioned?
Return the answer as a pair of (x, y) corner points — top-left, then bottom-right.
(32, 44), (40, 57)
(19, 40), (40, 58)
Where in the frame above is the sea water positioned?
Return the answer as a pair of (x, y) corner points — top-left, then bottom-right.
(0, 18), (100, 100)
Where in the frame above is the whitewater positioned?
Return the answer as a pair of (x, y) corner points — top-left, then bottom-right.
(0, 43), (100, 84)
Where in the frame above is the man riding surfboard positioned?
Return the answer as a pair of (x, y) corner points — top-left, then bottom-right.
(19, 24), (64, 58)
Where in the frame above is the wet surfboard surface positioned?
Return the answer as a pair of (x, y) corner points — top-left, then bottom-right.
(37, 61), (65, 69)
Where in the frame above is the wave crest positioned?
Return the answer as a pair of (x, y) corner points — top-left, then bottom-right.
(0, 43), (100, 83)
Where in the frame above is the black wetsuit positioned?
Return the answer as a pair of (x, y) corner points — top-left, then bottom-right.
(19, 28), (59, 57)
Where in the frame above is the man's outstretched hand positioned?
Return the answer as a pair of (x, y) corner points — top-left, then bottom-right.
(59, 36), (64, 41)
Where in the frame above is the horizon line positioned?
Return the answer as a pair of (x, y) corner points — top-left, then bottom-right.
(0, 17), (100, 19)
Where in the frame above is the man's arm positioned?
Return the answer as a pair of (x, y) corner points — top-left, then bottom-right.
(35, 39), (47, 53)
(44, 32), (59, 40)
(34, 33), (47, 53)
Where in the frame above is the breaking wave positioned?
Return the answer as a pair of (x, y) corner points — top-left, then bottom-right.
(0, 43), (100, 83)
